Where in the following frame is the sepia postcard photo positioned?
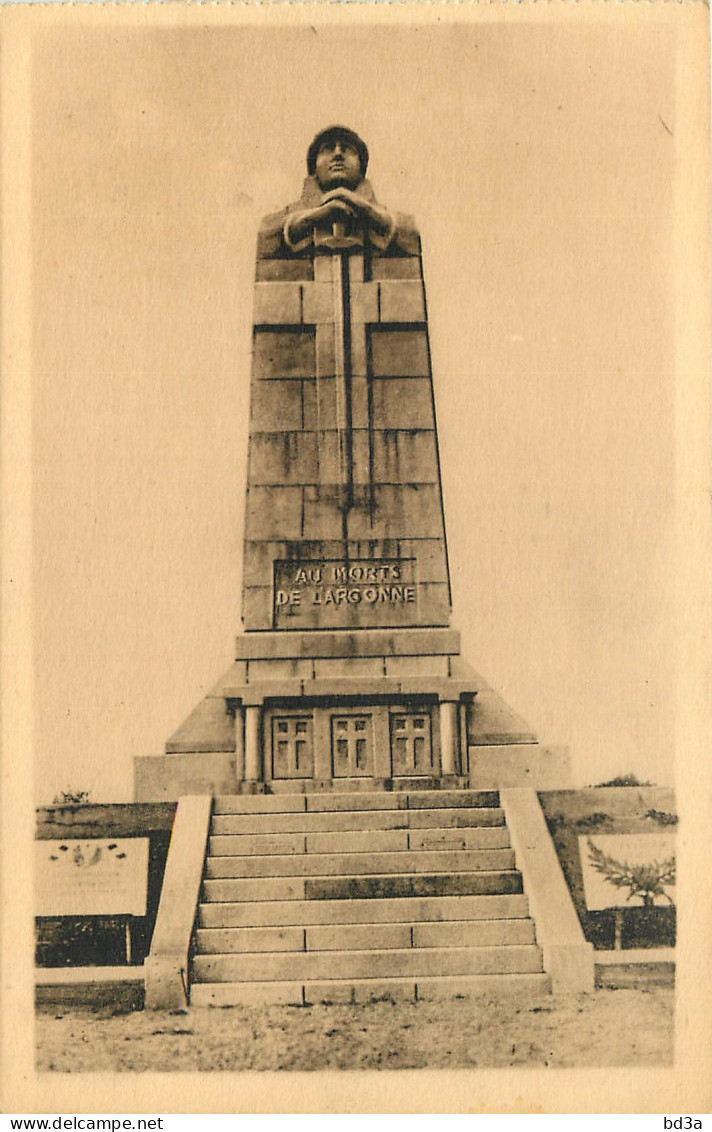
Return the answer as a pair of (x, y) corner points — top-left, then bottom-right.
(1, 0), (710, 1115)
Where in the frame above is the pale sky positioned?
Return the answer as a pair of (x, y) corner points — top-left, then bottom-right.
(31, 17), (680, 800)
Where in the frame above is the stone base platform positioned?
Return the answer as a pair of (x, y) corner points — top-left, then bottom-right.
(135, 752), (571, 803)
(135, 627), (572, 802)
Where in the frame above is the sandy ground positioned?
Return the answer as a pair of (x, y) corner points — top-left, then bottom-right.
(36, 986), (673, 1071)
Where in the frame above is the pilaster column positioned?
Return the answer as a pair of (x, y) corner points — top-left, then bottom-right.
(439, 700), (460, 775)
(244, 705), (262, 782)
(234, 705), (245, 783)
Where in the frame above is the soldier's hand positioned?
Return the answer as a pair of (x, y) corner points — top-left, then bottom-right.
(321, 187), (370, 216)
(321, 188), (393, 241)
(284, 197), (358, 250)
(313, 197), (358, 221)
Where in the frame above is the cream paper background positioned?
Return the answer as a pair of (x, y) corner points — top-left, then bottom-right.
(1, 0), (710, 1114)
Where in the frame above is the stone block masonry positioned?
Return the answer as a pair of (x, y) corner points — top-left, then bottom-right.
(243, 232), (450, 633)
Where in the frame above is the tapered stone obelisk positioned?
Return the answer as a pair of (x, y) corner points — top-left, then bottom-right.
(135, 127), (571, 800)
(243, 128), (450, 633)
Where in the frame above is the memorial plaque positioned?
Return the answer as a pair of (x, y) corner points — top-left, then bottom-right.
(273, 557), (418, 629)
(579, 834), (676, 910)
(35, 838), (149, 917)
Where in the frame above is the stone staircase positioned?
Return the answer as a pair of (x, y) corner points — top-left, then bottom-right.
(191, 789), (550, 1005)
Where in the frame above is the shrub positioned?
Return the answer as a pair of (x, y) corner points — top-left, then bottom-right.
(594, 775), (652, 788)
(576, 812), (610, 830)
(52, 789), (91, 805)
(645, 809), (678, 826)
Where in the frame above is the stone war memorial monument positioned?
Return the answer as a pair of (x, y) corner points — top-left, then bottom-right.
(133, 127), (595, 1009)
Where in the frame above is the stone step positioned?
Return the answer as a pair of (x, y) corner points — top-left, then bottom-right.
(192, 944), (543, 983)
(402, 791), (500, 811)
(190, 972), (552, 1007)
(195, 917), (536, 955)
(208, 826), (511, 856)
(212, 790), (500, 816)
(205, 848), (516, 879)
(202, 870), (523, 903)
(213, 796), (307, 815)
(412, 918), (536, 948)
(209, 832), (308, 857)
(210, 807), (505, 836)
(267, 776), (469, 795)
(197, 925), (305, 954)
(198, 892), (530, 928)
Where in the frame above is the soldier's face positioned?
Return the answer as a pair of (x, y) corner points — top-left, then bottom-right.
(315, 139), (362, 190)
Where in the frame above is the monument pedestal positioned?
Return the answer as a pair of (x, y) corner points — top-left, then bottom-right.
(231, 628), (472, 787)
(134, 626), (571, 801)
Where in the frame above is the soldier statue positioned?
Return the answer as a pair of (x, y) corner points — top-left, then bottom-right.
(257, 125), (420, 259)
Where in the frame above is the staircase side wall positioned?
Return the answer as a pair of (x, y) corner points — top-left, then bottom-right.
(501, 788), (594, 993)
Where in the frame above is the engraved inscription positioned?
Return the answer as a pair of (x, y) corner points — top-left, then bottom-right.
(273, 558), (418, 629)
